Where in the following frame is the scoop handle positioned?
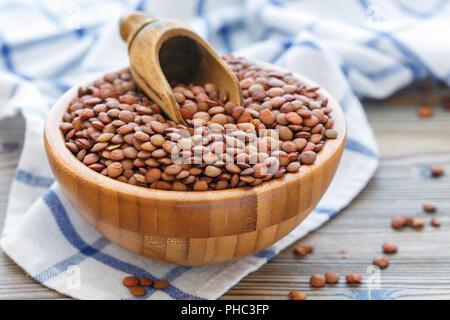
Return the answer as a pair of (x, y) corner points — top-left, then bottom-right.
(120, 12), (159, 44)
(119, 12), (188, 125)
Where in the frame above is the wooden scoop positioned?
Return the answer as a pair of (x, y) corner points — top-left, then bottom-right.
(119, 12), (243, 125)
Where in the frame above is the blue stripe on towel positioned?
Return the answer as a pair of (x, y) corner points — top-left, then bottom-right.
(35, 1), (62, 27)
(8, 82), (19, 99)
(392, 0), (448, 19)
(51, 79), (71, 92)
(253, 249), (276, 260)
(135, 0), (146, 11)
(367, 30), (447, 83)
(0, 33), (13, 72)
(365, 37), (420, 81)
(339, 89), (356, 112)
(271, 39), (321, 63)
(377, 32), (425, 81)
(342, 63), (407, 81)
(345, 138), (378, 158)
(314, 207), (337, 217)
(15, 170), (54, 188)
(269, 0), (283, 6)
(74, 27), (85, 38)
(0, 32), (31, 80)
(259, 27), (291, 41)
(356, 0), (370, 10)
(364, 64), (405, 80)
(196, 0), (206, 16)
(42, 189), (203, 300)
(219, 25), (233, 53)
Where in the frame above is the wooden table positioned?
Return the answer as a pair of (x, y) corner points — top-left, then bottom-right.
(1, 81), (449, 300)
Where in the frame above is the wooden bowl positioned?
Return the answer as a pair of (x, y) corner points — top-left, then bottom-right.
(44, 63), (346, 266)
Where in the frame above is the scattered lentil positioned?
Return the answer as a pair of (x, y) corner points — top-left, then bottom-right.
(122, 276), (139, 287)
(423, 202), (437, 213)
(418, 105), (433, 118)
(288, 291), (307, 300)
(373, 256), (389, 269)
(382, 242), (398, 253)
(140, 277), (153, 287)
(345, 274), (362, 284)
(391, 215), (407, 229)
(431, 218), (441, 227)
(129, 286), (146, 297)
(411, 217), (425, 228)
(325, 272), (340, 284)
(430, 165), (444, 177)
(310, 274), (326, 287)
(294, 244), (311, 256)
(153, 280), (170, 290)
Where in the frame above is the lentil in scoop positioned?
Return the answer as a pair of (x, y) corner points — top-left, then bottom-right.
(61, 56), (337, 191)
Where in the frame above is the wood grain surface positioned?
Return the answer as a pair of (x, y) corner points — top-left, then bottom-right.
(1, 80), (449, 299)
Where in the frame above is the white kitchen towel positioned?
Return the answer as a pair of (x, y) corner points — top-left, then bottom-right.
(1, 0), (447, 300)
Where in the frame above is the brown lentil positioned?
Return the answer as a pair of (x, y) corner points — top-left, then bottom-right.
(430, 165), (444, 177)
(345, 273), (362, 284)
(294, 244), (310, 255)
(288, 291), (307, 300)
(299, 151), (317, 165)
(382, 242), (398, 253)
(129, 286), (146, 297)
(153, 280), (170, 290)
(139, 277), (153, 287)
(325, 129), (338, 139)
(418, 105), (433, 118)
(405, 216), (414, 226)
(122, 276), (139, 287)
(325, 272), (340, 284)
(431, 218), (441, 227)
(310, 274), (326, 287)
(411, 217), (425, 228)
(373, 256), (389, 269)
(286, 161), (301, 172)
(62, 56), (335, 191)
(391, 215), (407, 229)
(107, 162), (123, 178)
(423, 202), (437, 213)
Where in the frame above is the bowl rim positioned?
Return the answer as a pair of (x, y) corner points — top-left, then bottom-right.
(44, 61), (347, 202)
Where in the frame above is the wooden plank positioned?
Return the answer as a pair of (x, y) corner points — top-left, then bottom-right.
(0, 81), (449, 299)
(0, 116), (67, 299)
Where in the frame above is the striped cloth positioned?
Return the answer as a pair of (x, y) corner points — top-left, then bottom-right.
(1, 0), (448, 299)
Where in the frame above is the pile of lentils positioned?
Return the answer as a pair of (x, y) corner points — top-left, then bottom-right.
(60, 55), (338, 191)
